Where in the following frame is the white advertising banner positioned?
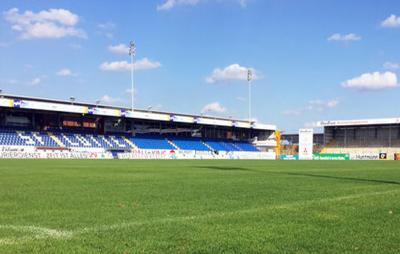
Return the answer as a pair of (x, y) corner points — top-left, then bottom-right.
(170, 115), (195, 123)
(13, 99), (88, 114)
(126, 111), (170, 121)
(88, 107), (121, 117)
(0, 146), (276, 160)
(195, 117), (233, 127)
(299, 128), (313, 160)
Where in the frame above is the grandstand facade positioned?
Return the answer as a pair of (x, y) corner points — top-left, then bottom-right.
(0, 94), (277, 159)
(320, 118), (400, 160)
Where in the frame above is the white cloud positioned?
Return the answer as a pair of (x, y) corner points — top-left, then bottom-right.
(157, 0), (201, 11)
(97, 22), (115, 39)
(99, 58), (161, 72)
(98, 22), (115, 30)
(206, 64), (260, 84)
(201, 102), (227, 114)
(29, 77), (41, 86)
(57, 68), (75, 77)
(3, 8), (86, 39)
(341, 71), (398, 90)
(157, 0), (248, 11)
(99, 95), (125, 106)
(283, 99), (339, 116)
(305, 99), (339, 111)
(383, 62), (400, 70)
(328, 33), (361, 42)
(381, 14), (400, 28)
(108, 44), (129, 55)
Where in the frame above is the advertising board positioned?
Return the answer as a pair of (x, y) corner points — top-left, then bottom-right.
(13, 99), (88, 114)
(350, 154), (379, 160)
(299, 129), (313, 160)
(313, 153), (350, 160)
(280, 155), (299, 160)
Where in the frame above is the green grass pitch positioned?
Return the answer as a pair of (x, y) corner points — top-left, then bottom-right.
(0, 160), (399, 253)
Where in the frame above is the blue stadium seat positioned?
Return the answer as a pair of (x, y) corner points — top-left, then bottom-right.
(168, 136), (210, 151)
(130, 134), (175, 150)
(0, 128), (259, 152)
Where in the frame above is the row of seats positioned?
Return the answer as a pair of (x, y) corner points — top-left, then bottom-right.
(0, 129), (259, 152)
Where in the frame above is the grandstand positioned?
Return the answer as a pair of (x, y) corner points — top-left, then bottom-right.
(319, 118), (400, 160)
(0, 94), (277, 159)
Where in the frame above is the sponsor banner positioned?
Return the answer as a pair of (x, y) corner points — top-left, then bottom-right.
(127, 111), (170, 121)
(195, 117), (233, 127)
(252, 123), (277, 130)
(0, 146), (112, 159)
(0, 98), (14, 107)
(233, 121), (251, 128)
(13, 99), (88, 114)
(118, 150), (276, 160)
(313, 153), (350, 160)
(1, 146), (35, 153)
(88, 107), (121, 117)
(299, 128), (313, 160)
(280, 155), (299, 160)
(0, 146), (276, 160)
(351, 154), (379, 160)
(394, 153), (400, 161)
(118, 149), (172, 159)
(170, 115), (194, 123)
(320, 118), (400, 127)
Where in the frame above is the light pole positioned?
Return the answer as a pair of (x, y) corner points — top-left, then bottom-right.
(129, 41), (136, 112)
(247, 69), (252, 125)
(69, 96), (75, 105)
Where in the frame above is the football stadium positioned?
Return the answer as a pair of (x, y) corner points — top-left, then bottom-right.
(1, 1), (400, 253)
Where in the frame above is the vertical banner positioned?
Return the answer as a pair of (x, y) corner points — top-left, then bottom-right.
(299, 128), (313, 160)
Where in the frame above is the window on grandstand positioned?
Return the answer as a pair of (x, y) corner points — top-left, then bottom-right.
(83, 121), (96, 128)
(63, 120), (81, 127)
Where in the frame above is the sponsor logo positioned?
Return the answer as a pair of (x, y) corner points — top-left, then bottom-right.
(379, 152), (387, 160)
(88, 107), (95, 114)
(313, 153), (350, 160)
(353, 154), (379, 160)
(13, 100), (25, 108)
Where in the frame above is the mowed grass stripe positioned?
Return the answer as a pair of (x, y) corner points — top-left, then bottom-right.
(1, 188), (398, 246)
(0, 160), (399, 253)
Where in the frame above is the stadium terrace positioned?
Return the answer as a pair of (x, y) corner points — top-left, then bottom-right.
(0, 94), (278, 159)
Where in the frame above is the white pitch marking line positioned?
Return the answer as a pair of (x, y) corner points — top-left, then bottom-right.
(0, 225), (73, 246)
(1, 188), (399, 246)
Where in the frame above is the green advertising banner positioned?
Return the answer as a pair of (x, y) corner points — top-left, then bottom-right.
(280, 155), (299, 160)
(313, 153), (350, 160)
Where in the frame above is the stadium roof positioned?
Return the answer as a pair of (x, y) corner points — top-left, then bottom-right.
(318, 117), (400, 127)
(0, 93), (276, 131)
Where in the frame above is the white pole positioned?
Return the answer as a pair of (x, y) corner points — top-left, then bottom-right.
(130, 52), (134, 111)
(129, 41), (136, 112)
(247, 69), (252, 124)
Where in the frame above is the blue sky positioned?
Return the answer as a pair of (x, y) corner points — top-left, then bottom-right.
(1, 0), (400, 132)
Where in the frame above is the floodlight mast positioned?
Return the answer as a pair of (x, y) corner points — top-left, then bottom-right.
(129, 41), (136, 112)
(247, 69), (253, 125)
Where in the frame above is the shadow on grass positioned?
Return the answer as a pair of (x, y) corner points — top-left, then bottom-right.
(194, 166), (254, 172)
(282, 172), (400, 186)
